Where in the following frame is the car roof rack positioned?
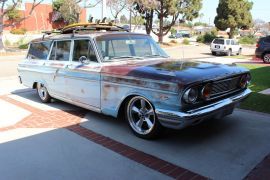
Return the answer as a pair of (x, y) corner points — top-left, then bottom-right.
(61, 19), (129, 35)
(41, 18), (129, 39)
(41, 30), (61, 40)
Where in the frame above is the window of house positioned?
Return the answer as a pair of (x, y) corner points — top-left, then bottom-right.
(73, 39), (97, 62)
(49, 40), (71, 61)
(27, 41), (52, 60)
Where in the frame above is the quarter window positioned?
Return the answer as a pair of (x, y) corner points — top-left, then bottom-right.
(73, 40), (97, 62)
(27, 41), (52, 60)
(49, 40), (71, 61)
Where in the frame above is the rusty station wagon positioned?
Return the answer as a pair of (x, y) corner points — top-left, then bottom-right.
(18, 23), (252, 139)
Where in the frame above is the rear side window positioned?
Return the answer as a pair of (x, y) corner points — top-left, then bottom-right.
(73, 40), (97, 62)
(213, 39), (224, 45)
(49, 40), (71, 61)
(27, 41), (52, 60)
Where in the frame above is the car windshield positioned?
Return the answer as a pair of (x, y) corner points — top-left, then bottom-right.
(95, 34), (168, 61)
(213, 39), (225, 44)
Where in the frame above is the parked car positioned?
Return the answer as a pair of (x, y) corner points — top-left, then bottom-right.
(211, 38), (242, 56)
(168, 34), (177, 39)
(18, 23), (251, 139)
(255, 36), (270, 63)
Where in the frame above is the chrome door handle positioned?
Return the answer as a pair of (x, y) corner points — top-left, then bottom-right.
(53, 69), (60, 81)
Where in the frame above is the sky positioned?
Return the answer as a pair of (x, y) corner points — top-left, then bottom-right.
(21, 0), (270, 24)
(201, 0), (269, 25)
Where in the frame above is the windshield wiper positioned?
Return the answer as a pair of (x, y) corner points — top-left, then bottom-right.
(109, 56), (143, 60)
(144, 54), (168, 58)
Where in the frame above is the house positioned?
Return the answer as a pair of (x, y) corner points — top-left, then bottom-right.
(4, 2), (87, 32)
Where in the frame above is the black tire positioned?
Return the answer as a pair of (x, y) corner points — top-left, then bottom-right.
(227, 49), (232, 56)
(37, 83), (51, 103)
(263, 53), (270, 63)
(212, 51), (216, 56)
(237, 48), (242, 55)
(125, 96), (163, 139)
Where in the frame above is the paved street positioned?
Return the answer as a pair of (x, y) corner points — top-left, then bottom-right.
(0, 45), (270, 179)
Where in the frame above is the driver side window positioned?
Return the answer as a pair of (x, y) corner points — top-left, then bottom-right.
(73, 39), (97, 62)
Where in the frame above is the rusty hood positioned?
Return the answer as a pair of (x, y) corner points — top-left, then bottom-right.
(101, 58), (249, 86)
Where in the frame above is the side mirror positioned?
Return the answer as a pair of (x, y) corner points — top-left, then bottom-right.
(79, 56), (90, 64)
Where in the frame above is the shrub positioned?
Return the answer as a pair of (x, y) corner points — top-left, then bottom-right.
(4, 39), (11, 47)
(183, 38), (190, 45)
(204, 32), (216, 43)
(239, 35), (256, 45)
(196, 32), (217, 43)
(18, 44), (29, 49)
(170, 28), (177, 35)
(10, 28), (27, 35)
(196, 35), (204, 43)
(170, 39), (178, 44)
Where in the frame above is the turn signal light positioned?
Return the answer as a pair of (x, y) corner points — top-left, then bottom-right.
(239, 74), (249, 88)
(201, 83), (212, 100)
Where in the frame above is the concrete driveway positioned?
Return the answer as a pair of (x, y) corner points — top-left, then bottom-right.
(0, 77), (270, 180)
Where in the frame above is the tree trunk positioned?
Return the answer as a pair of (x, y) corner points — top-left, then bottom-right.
(158, 1), (164, 43)
(229, 27), (235, 39)
(0, 16), (5, 51)
(145, 10), (153, 35)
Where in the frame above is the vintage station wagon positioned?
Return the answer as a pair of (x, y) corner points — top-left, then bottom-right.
(18, 23), (252, 139)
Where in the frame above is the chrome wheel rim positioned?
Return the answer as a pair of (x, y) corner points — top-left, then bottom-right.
(264, 54), (270, 63)
(127, 97), (156, 135)
(37, 84), (47, 101)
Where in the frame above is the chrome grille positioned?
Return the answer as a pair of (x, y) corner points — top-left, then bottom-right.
(211, 76), (241, 97)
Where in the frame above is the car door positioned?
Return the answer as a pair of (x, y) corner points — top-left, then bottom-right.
(20, 41), (52, 88)
(44, 40), (72, 98)
(65, 39), (101, 109)
(231, 40), (238, 53)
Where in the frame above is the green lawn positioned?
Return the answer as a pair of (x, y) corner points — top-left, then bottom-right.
(237, 64), (270, 114)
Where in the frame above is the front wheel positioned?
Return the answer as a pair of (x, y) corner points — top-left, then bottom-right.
(37, 83), (51, 103)
(263, 53), (270, 63)
(125, 96), (162, 139)
(237, 48), (242, 55)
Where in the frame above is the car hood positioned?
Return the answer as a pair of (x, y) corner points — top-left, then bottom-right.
(101, 58), (249, 86)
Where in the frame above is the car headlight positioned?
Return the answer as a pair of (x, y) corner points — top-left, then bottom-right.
(201, 83), (212, 100)
(183, 87), (198, 104)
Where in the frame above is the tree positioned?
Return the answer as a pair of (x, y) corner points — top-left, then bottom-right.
(253, 19), (267, 35)
(52, 0), (81, 24)
(214, 0), (253, 38)
(134, 0), (202, 43)
(0, 0), (44, 51)
(58, 0), (81, 24)
(120, 15), (128, 24)
(107, 0), (127, 21)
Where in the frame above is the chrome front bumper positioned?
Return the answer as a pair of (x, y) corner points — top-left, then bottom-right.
(155, 89), (252, 129)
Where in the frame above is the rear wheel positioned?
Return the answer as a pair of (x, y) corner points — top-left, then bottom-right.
(125, 96), (162, 139)
(212, 51), (216, 56)
(227, 49), (232, 56)
(263, 53), (270, 63)
(37, 83), (51, 103)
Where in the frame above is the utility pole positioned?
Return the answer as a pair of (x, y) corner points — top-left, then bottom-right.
(102, 0), (106, 19)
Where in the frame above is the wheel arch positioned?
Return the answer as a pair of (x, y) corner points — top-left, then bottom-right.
(116, 93), (155, 120)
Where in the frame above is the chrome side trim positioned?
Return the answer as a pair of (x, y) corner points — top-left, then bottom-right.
(156, 88), (251, 129)
(50, 93), (101, 113)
